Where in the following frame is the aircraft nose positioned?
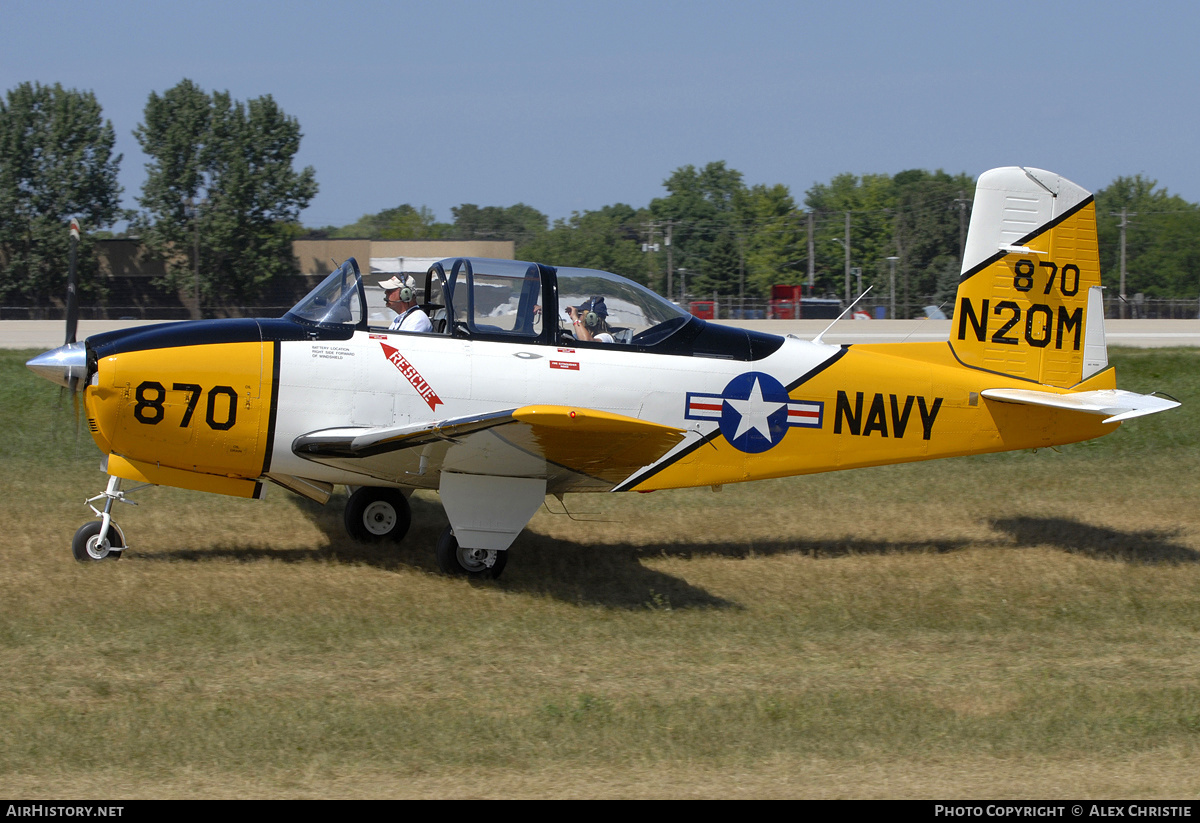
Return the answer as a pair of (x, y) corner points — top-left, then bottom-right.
(26, 342), (88, 389)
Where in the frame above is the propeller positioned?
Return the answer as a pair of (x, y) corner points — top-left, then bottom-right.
(26, 218), (88, 438)
(65, 217), (79, 347)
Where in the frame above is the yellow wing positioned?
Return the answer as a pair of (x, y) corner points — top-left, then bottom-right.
(292, 404), (685, 493)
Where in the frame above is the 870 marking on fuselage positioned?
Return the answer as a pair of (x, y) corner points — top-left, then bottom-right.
(956, 258), (1084, 351)
(132, 380), (239, 431)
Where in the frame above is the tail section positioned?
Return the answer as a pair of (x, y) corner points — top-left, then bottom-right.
(952, 167), (1107, 388)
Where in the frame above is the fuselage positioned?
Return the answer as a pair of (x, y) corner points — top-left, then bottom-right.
(79, 312), (1117, 499)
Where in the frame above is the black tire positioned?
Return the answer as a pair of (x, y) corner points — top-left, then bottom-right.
(71, 521), (124, 562)
(435, 525), (508, 579)
(344, 488), (411, 543)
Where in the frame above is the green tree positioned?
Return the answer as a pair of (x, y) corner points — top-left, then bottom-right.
(1095, 175), (1200, 299)
(321, 204), (453, 239)
(0, 82), (122, 305)
(518, 204), (648, 284)
(451, 203), (547, 249)
(740, 183), (805, 298)
(804, 173), (897, 300)
(649, 161), (749, 298)
(891, 169), (974, 317)
(135, 80), (317, 308)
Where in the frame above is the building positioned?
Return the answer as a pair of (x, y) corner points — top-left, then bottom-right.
(11, 237), (515, 320)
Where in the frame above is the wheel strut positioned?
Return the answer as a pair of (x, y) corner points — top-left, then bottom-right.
(75, 475), (149, 560)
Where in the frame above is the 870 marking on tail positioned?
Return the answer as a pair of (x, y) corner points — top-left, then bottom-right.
(955, 257), (1086, 351)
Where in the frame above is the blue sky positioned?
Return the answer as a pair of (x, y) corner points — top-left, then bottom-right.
(5, 1), (1198, 229)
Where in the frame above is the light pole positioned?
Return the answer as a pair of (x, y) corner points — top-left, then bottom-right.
(887, 256), (899, 319)
(188, 196), (207, 320)
(832, 236), (851, 308)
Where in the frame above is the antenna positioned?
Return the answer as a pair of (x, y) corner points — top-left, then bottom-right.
(814, 286), (873, 345)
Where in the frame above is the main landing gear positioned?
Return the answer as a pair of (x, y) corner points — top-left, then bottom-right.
(341, 487), (508, 579)
(435, 525), (507, 580)
(71, 475), (144, 562)
(344, 487), (412, 543)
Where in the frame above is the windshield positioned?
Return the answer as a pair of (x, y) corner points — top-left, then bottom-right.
(555, 266), (690, 345)
(286, 258), (365, 327)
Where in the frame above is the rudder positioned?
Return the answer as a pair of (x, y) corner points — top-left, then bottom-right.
(951, 167), (1107, 388)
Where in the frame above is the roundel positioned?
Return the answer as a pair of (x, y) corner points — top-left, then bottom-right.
(717, 371), (793, 454)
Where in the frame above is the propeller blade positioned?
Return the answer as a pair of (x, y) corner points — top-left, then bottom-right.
(65, 218), (80, 345)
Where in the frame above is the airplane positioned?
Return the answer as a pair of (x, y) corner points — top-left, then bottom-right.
(26, 167), (1180, 579)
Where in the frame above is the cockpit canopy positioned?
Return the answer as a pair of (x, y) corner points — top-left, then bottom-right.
(286, 256), (782, 361)
(430, 257), (692, 345)
(287, 257), (366, 328)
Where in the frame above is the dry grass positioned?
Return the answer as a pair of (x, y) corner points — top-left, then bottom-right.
(1, 348), (1199, 798)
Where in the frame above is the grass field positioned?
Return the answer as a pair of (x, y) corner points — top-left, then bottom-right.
(2, 347), (1199, 799)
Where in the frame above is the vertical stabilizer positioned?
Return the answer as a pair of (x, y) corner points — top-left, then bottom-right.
(951, 167), (1103, 388)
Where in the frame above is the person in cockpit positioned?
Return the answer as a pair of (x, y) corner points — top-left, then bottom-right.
(381, 275), (432, 333)
(567, 296), (614, 343)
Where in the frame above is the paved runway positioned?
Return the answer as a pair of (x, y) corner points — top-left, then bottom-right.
(4, 317), (1200, 349)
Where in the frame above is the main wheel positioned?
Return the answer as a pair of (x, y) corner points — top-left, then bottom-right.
(71, 521), (124, 562)
(435, 525), (508, 579)
(344, 488), (411, 543)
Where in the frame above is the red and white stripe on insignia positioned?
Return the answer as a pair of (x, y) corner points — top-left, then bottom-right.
(785, 400), (823, 428)
(685, 390), (824, 429)
(685, 395), (724, 421)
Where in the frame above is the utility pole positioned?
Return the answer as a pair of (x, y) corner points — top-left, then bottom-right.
(642, 222), (661, 294)
(1117, 208), (1134, 319)
(954, 191), (970, 264)
(806, 211), (815, 295)
(843, 211), (851, 306)
(665, 220), (674, 302)
(188, 196), (201, 320)
(737, 231), (745, 320)
(887, 256), (899, 319)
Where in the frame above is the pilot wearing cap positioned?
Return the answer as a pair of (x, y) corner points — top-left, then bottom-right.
(567, 296), (614, 343)
(381, 275), (432, 333)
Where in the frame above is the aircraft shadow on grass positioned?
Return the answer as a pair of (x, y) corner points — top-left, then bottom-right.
(149, 494), (732, 609)
(144, 495), (973, 609)
(140, 496), (1197, 607)
(989, 516), (1200, 564)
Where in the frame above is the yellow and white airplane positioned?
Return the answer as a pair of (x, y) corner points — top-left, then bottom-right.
(27, 167), (1179, 578)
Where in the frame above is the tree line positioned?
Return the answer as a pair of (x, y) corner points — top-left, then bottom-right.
(1, 80), (315, 309)
(317, 162), (1200, 312)
(4, 79), (1199, 315)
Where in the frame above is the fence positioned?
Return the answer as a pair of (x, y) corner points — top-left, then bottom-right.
(5, 294), (1199, 323)
(687, 296), (1200, 322)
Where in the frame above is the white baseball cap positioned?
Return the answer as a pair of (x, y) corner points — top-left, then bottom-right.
(380, 275), (415, 290)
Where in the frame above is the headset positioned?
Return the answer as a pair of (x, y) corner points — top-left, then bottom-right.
(387, 276), (416, 304)
(580, 297), (605, 328)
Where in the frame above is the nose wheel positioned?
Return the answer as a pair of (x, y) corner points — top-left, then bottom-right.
(72, 475), (140, 562)
(72, 520), (124, 561)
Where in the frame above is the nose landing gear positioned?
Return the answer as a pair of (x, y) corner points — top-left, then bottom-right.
(71, 475), (145, 563)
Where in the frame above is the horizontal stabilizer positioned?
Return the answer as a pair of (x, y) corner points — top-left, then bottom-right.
(980, 388), (1180, 423)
